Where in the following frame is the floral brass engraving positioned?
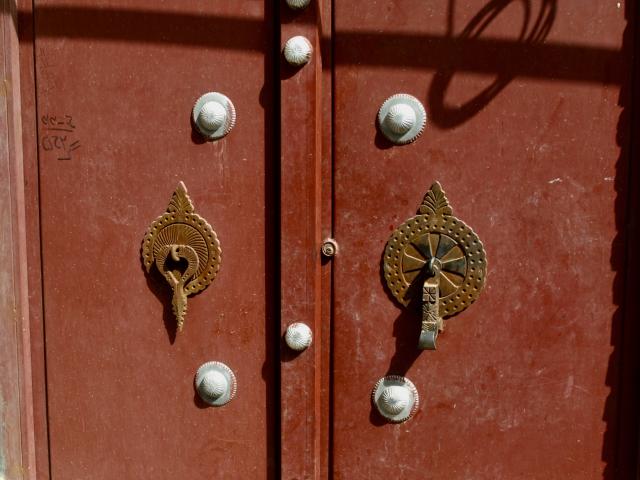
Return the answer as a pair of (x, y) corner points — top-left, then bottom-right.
(142, 182), (221, 332)
(383, 182), (487, 349)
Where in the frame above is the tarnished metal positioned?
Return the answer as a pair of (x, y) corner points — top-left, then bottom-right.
(421, 275), (441, 349)
(320, 238), (338, 258)
(142, 182), (221, 332)
(383, 182), (487, 349)
(371, 375), (419, 423)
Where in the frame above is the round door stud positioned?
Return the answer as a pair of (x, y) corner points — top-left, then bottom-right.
(283, 36), (313, 67)
(284, 322), (313, 351)
(377, 94), (426, 145)
(192, 92), (236, 141)
(320, 238), (338, 258)
(286, 0), (311, 9)
(372, 375), (419, 423)
(195, 361), (237, 407)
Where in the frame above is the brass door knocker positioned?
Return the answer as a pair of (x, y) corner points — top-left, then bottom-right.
(383, 182), (487, 349)
(142, 182), (221, 332)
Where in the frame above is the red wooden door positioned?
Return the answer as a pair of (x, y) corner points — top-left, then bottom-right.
(330, 0), (639, 478)
(24, 2), (277, 478)
(17, 0), (639, 479)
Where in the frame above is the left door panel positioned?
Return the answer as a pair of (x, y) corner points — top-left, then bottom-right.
(33, 2), (276, 478)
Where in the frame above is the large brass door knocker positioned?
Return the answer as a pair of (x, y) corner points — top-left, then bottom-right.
(142, 182), (221, 332)
(383, 182), (487, 349)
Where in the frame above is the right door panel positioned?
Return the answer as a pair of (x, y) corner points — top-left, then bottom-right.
(332, 1), (632, 478)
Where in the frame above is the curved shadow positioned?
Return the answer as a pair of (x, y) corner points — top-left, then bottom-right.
(193, 392), (211, 410)
(189, 112), (208, 145)
(428, 0), (557, 129)
(280, 335), (306, 363)
(374, 129), (396, 150)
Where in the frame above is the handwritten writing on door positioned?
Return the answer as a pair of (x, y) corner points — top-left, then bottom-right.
(40, 114), (81, 160)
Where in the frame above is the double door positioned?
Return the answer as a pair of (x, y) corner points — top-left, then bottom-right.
(21, 0), (638, 478)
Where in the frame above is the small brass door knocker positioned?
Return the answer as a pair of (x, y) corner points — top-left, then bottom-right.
(383, 182), (487, 350)
(142, 182), (221, 332)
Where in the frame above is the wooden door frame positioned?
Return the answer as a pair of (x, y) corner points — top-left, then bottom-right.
(1, 1), (53, 478)
(0, 1), (43, 479)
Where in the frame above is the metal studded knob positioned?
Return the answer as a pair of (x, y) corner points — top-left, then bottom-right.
(283, 36), (313, 66)
(320, 238), (338, 258)
(192, 92), (236, 141)
(195, 361), (237, 407)
(286, 0), (311, 9)
(379, 386), (411, 415)
(372, 375), (419, 423)
(200, 371), (227, 398)
(198, 101), (226, 131)
(377, 94), (426, 145)
(284, 322), (313, 351)
(385, 104), (416, 134)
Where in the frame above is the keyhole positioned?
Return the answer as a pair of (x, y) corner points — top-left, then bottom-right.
(163, 256), (190, 281)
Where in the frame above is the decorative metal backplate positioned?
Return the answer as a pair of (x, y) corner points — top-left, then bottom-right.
(142, 182), (221, 332)
(384, 182), (487, 320)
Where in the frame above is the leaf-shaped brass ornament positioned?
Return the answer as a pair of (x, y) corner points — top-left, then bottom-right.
(418, 181), (453, 216)
(142, 182), (221, 332)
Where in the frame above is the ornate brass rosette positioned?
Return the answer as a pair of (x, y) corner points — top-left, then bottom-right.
(141, 182), (221, 331)
(383, 182), (487, 318)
